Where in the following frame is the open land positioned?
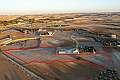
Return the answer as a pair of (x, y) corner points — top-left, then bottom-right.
(0, 12), (120, 80)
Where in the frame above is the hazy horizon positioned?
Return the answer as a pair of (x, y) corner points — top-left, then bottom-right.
(0, 0), (120, 15)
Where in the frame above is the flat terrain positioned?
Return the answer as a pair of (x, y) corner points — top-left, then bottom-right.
(0, 12), (120, 80)
(0, 53), (32, 80)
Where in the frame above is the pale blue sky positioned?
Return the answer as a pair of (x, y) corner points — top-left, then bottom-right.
(0, 0), (120, 14)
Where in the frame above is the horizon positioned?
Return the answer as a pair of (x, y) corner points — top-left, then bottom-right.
(0, 11), (120, 16)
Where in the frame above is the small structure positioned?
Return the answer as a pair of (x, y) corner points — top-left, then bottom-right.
(56, 47), (79, 54)
(111, 34), (117, 39)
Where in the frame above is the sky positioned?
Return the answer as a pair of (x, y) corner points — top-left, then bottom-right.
(0, 0), (120, 15)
